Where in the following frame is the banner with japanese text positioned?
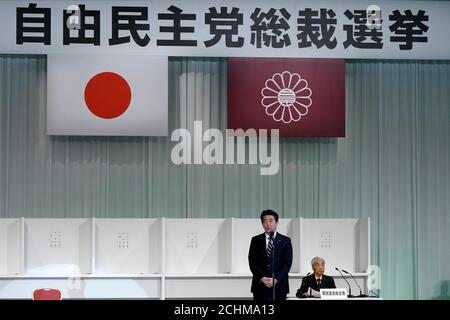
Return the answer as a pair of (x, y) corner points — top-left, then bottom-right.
(0, 0), (449, 59)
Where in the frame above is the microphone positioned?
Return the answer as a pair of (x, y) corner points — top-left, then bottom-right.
(335, 267), (354, 298)
(296, 272), (311, 298)
(269, 231), (274, 238)
(297, 271), (312, 298)
(342, 269), (368, 298)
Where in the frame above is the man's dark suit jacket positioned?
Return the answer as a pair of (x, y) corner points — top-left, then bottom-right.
(248, 232), (293, 299)
(296, 273), (336, 297)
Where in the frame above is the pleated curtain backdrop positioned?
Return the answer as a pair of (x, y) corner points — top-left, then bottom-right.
(0, 54), (449, 299)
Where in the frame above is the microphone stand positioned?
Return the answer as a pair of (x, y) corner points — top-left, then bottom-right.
(335, 267), (355, 298)
(342, 269), (368, 298)
(303, 272), (311, 298)
(271, 234), (276, 301)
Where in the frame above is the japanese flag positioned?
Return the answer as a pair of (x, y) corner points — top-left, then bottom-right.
(47, 54), (168, 136)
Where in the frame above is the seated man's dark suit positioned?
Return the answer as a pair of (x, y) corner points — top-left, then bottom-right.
(248, 232), (293, 300)
(296, 273), (336, 297)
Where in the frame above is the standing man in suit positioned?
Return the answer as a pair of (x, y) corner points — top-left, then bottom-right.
(248, 209), (293, 300)
(296, 256), (336, 298)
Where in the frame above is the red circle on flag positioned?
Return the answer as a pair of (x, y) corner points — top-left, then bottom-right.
(84, 72), (131, 119)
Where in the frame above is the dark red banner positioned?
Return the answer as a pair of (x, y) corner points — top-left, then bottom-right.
(227, 58), (345, 137)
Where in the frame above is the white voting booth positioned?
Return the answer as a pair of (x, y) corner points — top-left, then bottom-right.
(0, 219), (21, 276)
(298, 218), (371, 298)
(0, 217), (370, 299)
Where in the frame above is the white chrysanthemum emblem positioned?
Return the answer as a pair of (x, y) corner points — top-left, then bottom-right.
(261, 71), (312, 124)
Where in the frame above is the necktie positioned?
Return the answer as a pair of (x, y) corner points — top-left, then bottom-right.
(317, 278), (321, 289)
(266, 237), (274, 260)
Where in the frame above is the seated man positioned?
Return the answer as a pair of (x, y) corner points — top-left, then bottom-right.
(296, 256), (336, 298)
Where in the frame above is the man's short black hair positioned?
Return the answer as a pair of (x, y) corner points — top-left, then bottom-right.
(260, 209), (279, 222)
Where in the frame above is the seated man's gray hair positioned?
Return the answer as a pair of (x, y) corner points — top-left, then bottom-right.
(311, 256), (325, 266)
